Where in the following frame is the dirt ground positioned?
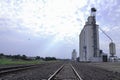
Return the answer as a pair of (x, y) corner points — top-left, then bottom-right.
(72, 62), (120, 80)
(87, 62), (120, 73)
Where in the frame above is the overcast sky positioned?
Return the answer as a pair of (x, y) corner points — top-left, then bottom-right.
(0, 0), (120, 59)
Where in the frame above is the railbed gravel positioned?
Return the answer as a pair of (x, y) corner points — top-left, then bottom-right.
(72, 62), (120, 80)
(0, 62), (64, 80)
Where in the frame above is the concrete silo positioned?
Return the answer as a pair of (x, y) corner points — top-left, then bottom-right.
(72, 49), (77, 61)
(79, 8), (101, 62)
(109, 42), (117, 62)
(109, 42), (116, 57)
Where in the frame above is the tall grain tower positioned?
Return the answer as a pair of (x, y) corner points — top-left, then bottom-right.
(72, 49), (77, 61)
(79, 8), (101, 62)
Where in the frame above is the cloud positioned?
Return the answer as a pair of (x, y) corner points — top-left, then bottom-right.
(0, 0), (120, 58)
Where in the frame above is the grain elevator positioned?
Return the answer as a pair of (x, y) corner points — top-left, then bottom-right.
(79, 8), (101, 62)
(72, 49), (77, 61)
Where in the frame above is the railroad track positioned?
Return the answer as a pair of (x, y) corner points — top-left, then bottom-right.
(48, 63), (83, 80)
(0, 64), (38, 76)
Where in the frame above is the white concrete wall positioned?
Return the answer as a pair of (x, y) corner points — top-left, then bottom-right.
(79, 29), (86, 61)
(79, 16), (100, 62)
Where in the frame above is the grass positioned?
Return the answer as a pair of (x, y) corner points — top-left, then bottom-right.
(0, 58), (44, 65)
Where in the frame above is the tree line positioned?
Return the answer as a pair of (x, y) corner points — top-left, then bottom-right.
(0, 53), (57, 61)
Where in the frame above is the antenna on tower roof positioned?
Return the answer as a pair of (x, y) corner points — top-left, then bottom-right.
(91, 7), (97, 12)
(91, 7), (97, 17)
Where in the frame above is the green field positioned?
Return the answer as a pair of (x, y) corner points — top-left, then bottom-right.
(0, 58), (43, 65)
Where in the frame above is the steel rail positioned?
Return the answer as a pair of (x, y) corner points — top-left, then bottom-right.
(48, 64), (83, 80)
(0, 64), (35, 71)
(70, 64), (83, 80)
(48, 64), (64, 80)
(0, 65), (37, 76)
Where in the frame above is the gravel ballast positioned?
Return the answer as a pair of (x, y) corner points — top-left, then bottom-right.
(72, 62), (120, 80)
(0, 62), (64, 80)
